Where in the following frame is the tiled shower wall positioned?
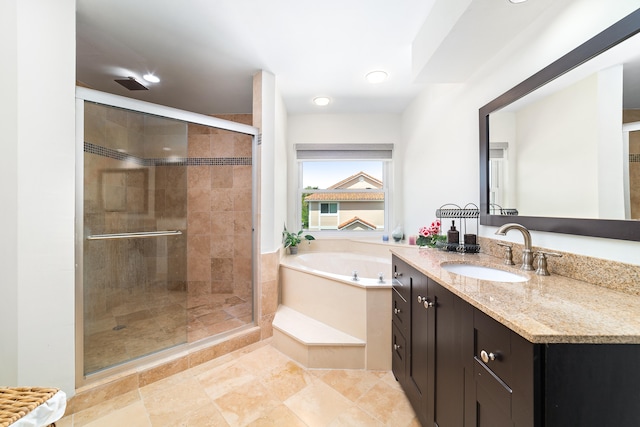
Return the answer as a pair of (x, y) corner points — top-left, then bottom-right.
(186, 116), (254, 342)
(83, 103), (256, 358)
(83, 103), (189, 373)
(624, 110), (640, 219)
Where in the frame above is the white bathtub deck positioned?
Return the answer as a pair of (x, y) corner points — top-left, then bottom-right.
(272, 305), (366, 369)
(273, 305), (365, 346)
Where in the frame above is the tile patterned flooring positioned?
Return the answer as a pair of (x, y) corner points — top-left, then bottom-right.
(59, 340), (418, 427)
(84, 285), (252, 374)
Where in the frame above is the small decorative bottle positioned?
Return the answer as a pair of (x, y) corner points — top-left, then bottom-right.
(447, 220), (459, 244)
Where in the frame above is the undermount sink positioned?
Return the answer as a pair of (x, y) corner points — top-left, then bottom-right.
(441, 263), (528, 283)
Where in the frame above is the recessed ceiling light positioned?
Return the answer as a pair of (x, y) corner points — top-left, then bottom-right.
(143, 73), (160, 83)
(366, 70), (388, 84)
(508, 0), (527, 3)
(313, 97), (331, 106)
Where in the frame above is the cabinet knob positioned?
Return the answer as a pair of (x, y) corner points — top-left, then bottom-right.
(394, 272), (403, 278)
(417, 295), (426, 303)
(480, 350), (497, 364)
(424, 299), (435, 309)
(394, 344), (402, 351)
(394, 308), (402, 314)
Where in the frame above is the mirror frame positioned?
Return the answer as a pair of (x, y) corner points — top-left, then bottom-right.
(480, 8), (640, 242)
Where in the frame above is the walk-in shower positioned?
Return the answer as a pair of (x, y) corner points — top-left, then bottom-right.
(75, 88), (258, 382)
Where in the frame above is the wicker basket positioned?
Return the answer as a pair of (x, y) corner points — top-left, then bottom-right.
(0, 387), (60, 427)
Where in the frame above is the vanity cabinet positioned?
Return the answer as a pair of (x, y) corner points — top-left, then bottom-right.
(465, 308), (640, 427)
(464, 308), (537, 427)
(392, 254), (640, 427)
(392, 256), (465, 427)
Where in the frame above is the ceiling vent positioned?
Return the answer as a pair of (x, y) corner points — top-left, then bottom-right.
(114, 77), (148, 91)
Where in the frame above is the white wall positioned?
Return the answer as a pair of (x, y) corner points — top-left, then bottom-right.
(0, 0), (76, 393)
(515, 74), (599, 218)
(401, 0), (640, 265)
(274, 80), (289, 251)
(287, 113), (402, 231)
(256, 70), (288, 254)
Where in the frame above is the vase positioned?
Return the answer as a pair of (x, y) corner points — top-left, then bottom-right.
(289, 246), (298, 255)
(391, 225), (403, 242)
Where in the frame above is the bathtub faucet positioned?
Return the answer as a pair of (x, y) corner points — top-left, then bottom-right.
(352, 270), (359, 281)
(378, 272), (385, 284)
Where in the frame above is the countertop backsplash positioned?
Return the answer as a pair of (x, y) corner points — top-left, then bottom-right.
(479, 236), (640, 296)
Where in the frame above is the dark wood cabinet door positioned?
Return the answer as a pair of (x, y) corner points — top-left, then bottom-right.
(406, 270), (433, 426)
(432, 279), (465, 427)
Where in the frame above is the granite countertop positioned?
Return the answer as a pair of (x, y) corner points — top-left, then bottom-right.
(390, 246), (640, 344)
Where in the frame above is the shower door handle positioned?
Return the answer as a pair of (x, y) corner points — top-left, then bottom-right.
(87, 230), (183, 240)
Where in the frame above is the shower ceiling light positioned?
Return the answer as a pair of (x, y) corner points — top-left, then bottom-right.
(143, 73), (160, 83)
(366, 70), (388, 84)
(313, 97), (331, 106)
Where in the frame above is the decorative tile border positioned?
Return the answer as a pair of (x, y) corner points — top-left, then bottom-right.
(84, 142), (251, 166)
(630, 153), (640, 162)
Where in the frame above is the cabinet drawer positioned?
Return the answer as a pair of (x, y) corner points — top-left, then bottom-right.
(392, 323), (407, 383)
(474, 309), (512, 386)
(392, 262), (412, 302)
(392, 287), (410, 334)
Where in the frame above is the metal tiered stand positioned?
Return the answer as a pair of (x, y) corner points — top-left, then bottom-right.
(435, 203), (480, 253)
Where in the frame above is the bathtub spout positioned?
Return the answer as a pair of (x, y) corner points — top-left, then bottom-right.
(352, 270), (359, 281)
(378, 272), (385, 284)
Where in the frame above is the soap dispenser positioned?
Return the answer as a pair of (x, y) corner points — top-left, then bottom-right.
(447, 220), (459, 244)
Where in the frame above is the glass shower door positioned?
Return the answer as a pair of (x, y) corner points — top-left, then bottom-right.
(82, 101), (188, 375)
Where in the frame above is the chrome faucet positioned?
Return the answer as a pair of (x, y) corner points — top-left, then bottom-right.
(495, 223), (534, 271)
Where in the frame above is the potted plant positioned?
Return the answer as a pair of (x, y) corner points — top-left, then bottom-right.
(282, 226), (315, 254)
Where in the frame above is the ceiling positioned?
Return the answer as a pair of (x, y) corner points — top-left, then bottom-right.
(76, 0), (564, 116)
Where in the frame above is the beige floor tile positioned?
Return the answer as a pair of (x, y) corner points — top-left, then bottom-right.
(327, 405), (385, 427)
(198, 360), (255, 400)
(320, 369), (383, 402)
(142, 377), (213, 427)
(176, 403), (230, 427)
(245, 404), (307, 427)
(236, 343), (293, 376)
(61, 344), (417, 427)
(355, 381), (416, 426)
(83, 401), (151, 427)
(139, 368), (194, 400)
(284, 378), (354, 427)
(71, 390), (141, 427)
(259, 361), (314, 401)
(55, 414), (74, 427)
(214, 378), (282, 426)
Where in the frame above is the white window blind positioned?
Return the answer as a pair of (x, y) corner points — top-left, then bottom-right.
(295, 143), (393, 160)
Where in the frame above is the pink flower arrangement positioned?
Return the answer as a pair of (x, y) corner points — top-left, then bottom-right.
(416, 220), (446, 248)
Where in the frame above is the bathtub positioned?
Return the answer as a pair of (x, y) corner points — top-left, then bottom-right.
(281, 251), (393, 286)
(277, 242), (393, 370)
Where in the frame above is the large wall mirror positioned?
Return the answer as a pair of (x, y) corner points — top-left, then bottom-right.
(480, 8), (640, 241)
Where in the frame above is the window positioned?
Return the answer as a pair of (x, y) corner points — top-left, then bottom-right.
(320, 203), (338, 215)
(296, 144), (392, 233)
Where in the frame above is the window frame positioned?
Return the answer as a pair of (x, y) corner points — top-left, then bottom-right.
(295, 144), (393, 237)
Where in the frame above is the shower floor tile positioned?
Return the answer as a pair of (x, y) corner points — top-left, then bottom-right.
(84, 286), (252, 373)
(60, 341), (419, 427)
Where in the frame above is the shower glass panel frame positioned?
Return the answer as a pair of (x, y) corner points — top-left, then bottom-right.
(75, 87), (259, 386)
